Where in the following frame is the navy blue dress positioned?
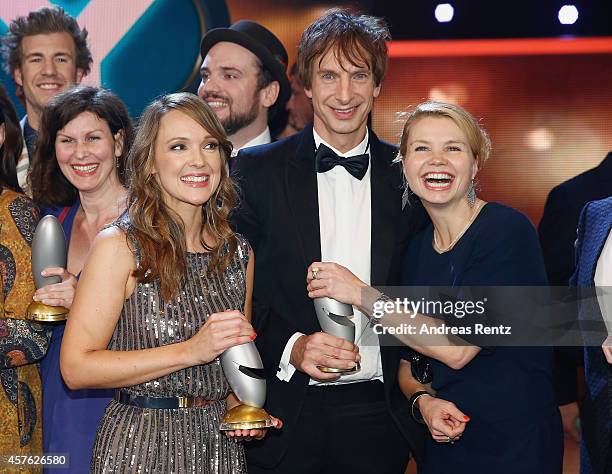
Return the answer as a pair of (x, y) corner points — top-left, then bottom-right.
(40, 202), (113, 473)
(402, 203), (563, 474)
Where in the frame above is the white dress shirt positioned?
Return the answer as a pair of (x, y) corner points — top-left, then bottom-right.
(231, 127), (271, 157)
(594, 230), (612, 336)
(277, 128), (383, 385)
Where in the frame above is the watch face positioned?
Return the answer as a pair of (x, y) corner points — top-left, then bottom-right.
(411, 353), (433, 384)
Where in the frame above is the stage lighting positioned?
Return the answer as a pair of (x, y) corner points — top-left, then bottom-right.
(526, 128), (555, 151)
(434, 3), (454, 23)
(558, 5), (579, 25)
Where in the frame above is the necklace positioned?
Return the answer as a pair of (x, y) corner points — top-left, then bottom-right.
(433, 200), (485, 254)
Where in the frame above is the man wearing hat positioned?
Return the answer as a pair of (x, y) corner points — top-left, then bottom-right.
(198, 20), (290, 154)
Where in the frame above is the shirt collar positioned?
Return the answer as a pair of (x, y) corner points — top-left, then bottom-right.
(313, 128), (370, 157)
(232, 127), (271, 157)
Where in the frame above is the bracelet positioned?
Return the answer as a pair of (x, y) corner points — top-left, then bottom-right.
(409, 390), (432, 424)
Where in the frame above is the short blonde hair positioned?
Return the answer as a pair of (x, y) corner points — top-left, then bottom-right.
(398, 101), (491, 170)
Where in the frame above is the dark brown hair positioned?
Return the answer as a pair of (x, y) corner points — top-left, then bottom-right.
(297, 8), (390, 89)
(127, 92), (238, 301)
(1, 7), (92, 79)
(30, 85), (134, 207)
(0, 84), (24, 192)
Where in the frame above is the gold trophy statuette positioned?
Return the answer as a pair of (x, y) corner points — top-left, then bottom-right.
(220, 342), (273, 431)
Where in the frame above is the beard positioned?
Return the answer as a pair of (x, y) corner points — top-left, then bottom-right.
(222, 97), (260, 136)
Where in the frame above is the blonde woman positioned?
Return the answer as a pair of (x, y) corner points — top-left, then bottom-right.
(305, 102), (563, 473)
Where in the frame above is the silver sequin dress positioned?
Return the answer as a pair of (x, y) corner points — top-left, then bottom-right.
(91, 218), (248, 474)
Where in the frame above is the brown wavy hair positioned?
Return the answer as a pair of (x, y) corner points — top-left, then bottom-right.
(127, 92), (237, 301)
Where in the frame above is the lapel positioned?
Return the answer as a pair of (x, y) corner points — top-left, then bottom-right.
(284, 127), (402, 283)
(584, 208), (612, 285)
(369, 131), (402, 285)
(284, 126), (322, 268)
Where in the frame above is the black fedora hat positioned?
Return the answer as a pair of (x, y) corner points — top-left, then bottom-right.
(200, 20), (290, 116)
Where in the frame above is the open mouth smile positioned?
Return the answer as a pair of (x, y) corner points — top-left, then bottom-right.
(331, 105), (358, 119)
(423, 172), (454, 190)
(180, 174), (210, 186)
(71, 164), (99, 176)
(37, 82), (63, 91)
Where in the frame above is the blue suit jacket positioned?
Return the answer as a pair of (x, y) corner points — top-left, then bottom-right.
(571, 197), (612, 474)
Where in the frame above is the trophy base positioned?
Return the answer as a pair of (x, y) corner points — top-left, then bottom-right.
(219, 404), (274, 431)
(26, 301), (68, 322)
(317, 362), (361, 374)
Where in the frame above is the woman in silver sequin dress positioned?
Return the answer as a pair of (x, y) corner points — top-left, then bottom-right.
(59, 93), (279, 473)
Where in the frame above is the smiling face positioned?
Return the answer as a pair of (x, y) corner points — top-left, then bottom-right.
(14, 32), (84, 127)
(55, 111), (123, 195)
(305, 47), (380, 152)
(152, 109), (222, 212)
(403, 116), (478, 210)
(197, 42), (266, 136)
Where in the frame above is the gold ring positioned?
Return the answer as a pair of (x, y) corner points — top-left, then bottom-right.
(312, 268), (319, 280)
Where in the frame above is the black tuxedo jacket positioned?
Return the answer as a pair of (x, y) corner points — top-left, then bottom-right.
(231, 125), (425, 468)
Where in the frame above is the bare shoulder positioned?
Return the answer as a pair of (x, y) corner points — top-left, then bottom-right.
(89, 225), (135, 270)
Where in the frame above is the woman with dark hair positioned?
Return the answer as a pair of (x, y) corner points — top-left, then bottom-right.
(0, 84), (48, 467)
(61, 92), (280, 473)
(29, 85), (134, 472)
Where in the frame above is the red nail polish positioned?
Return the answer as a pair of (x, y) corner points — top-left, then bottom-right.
(250, 333), (257, 341)
(464, 416), (470, 421)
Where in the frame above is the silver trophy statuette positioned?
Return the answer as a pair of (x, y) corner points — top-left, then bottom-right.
(219, 341), (273, 430)
(26, 215), (69, 322)
(314, 297), (359, 373)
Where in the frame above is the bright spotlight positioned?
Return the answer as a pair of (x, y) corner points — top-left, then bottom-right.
(434, 3), (454, 23)
(558, 5), (579, 25)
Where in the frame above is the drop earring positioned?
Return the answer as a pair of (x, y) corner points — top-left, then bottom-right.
(466, 180), (476, 207)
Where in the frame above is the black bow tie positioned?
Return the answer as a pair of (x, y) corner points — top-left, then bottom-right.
(315, 143), (369, 180)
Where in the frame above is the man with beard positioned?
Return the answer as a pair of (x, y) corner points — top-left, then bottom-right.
(1, 6), (92, 195)
(198, 20), (290, 155)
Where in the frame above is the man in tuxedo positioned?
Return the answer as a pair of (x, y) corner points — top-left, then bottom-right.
(232, 9), (424, 474)
(198, 20), (290, 155)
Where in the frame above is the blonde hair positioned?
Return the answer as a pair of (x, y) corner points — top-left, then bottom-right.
(397, 101), (491, 170)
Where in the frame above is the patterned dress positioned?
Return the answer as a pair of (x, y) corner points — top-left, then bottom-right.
(0, 189), (48, 472)
(91, 216), (248, 474)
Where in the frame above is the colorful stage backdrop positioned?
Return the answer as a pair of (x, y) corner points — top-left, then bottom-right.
(2, 0), (612, 225)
